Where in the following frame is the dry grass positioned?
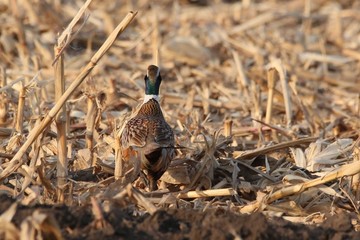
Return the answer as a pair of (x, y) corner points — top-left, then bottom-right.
(0, 0), (360, 236)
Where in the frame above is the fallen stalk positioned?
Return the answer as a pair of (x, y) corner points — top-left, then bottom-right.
(267, 160), (360, 203)
(234, 136), (318, 160)
(177, 188), (236, 199)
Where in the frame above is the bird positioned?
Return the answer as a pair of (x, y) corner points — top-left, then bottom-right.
(119, 65), (175, 191)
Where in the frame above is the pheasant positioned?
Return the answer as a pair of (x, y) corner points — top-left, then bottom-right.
(119, 65), (175, 191)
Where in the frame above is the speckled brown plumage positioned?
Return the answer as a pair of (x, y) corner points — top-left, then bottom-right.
(120, 65), (175, 191)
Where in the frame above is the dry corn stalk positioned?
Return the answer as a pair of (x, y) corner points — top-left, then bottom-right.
(0, 67), (8, 124)
(53, 0), (93, 191)
(269, 58), (292, 126)
(0, 11), (138, 182)
(15, 83), (25, 134)
(267, 159), (360, 203)
(177, 188), (236, 199)
(265, 67), (277, 124)
(54, 45), (67, 189)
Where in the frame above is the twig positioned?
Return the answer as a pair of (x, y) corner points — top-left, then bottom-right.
(251, 118), (294, 139)
(127, 184), (157, 214)
(339, 177), (359, 215)
(223, 157), (277, 182)
(177, 188), (236, 199)
(52, 0), (93, 65)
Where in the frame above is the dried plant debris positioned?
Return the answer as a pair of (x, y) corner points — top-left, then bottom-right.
(0, 0), (360, 239)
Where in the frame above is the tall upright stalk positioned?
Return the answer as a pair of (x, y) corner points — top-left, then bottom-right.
(54, 45), (67, 192)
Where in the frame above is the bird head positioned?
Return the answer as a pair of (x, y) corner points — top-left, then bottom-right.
(144, 65), (162, 95)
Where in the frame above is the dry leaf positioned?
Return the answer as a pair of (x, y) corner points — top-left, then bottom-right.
(305, 139), (353, 171)
(160, 165), (190, 184)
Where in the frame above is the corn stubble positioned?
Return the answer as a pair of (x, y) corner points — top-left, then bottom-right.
(0, 0), (360, 238)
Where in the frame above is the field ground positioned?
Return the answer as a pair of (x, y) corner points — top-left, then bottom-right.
(0, 0), (360, 239)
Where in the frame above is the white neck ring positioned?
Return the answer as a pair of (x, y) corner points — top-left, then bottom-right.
(143, 94), (160, 103)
